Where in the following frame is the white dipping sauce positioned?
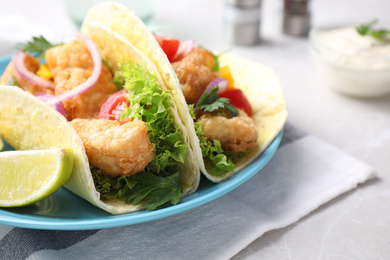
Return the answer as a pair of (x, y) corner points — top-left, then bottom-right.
(310, 26), (390, 97)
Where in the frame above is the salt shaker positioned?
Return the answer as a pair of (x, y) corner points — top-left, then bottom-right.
(282, 0), (311, 37)
(224, 0), (262, 45)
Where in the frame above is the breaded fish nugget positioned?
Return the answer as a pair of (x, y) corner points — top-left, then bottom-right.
(71, 119), (155, 177)
(172, 47), (217, 104)
(197, 110), (257, 153)
(46, 40), (117, 120)
(0, 54), (54, 95)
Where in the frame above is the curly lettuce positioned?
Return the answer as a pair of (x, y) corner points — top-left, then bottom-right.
(92, 62), (188, 210)
(189, 105), (245, 176)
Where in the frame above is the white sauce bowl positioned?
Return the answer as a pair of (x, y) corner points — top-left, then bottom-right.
(309, 26), (390, 97)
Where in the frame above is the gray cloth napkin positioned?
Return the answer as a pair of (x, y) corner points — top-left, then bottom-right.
(0, 123), (376, 260)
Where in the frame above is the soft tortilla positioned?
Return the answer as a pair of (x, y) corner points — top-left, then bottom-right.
(80, 16), (199, 197)
(0, 86), (140, 214)
(81, 2), (288, 183)
(0, 5), (200, 213)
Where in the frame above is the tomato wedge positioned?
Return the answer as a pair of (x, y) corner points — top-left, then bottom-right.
(99, 89), (130, 123)
(154, 35), (180, 62)
(219, 88), (253, 117)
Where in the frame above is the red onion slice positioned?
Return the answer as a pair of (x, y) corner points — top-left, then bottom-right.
(171, 39), (195, 62)
(216, 80), (229, 94)
(195, 77), (229, 106)
(47, 32), (102, 105)
(35, 93), (67, 118)
(13, 51), (55, 90)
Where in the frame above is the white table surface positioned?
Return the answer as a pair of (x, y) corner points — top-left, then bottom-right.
(1, 0), (390, 259)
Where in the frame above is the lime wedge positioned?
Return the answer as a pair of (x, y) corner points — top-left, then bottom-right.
(0, 148), (74, 207)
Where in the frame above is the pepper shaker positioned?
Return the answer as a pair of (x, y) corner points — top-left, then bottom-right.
(224, 0), (262, 45)
(282, 0), (311, 37)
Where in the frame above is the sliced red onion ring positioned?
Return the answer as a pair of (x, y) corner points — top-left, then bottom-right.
(13, 51), (55, 90)
(171, 39), (195, 62)
(47, 32), (102, 105)
(35, 93), (67, 118)
(195, 77), (229, 106)
(216, 80), (229, 94)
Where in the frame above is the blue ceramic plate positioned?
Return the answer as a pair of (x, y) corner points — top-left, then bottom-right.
(0, 55), (283, 230)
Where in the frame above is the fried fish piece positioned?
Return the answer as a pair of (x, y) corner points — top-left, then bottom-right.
(197, 110), (257, 153)
(71, 119), (155, 177)
(172, 47), (217, 104)
(0, 54), (54, 95)
(46, 40), (117, 120)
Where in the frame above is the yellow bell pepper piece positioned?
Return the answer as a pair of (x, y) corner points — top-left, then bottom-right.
(219, 65), (235, 90)
(37, 64), (52, 80)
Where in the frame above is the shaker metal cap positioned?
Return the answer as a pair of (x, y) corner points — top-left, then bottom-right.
(283, 13), (311, 36)
(226, 0), (261, 8)
(282, 0), (311, 36)
(224, 0), (262, 45)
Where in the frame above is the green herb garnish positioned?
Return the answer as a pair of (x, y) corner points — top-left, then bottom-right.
(356, 20), (390, 40)
(197, 86), (238, 117)
(211, 48), (232, 72)
(6, 76), (18, 87)
(212, 52), (220, 72)
(15, 36), (63, 58)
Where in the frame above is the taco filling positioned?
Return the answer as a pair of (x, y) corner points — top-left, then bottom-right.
(78, 1), (287, 185)
(0, 35), (189, 210)
(156, 39), (258, 176)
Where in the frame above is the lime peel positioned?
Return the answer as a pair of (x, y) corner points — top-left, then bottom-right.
(0, 148), (74, 207)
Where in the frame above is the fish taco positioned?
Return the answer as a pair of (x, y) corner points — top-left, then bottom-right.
(81, 2), (288, 183)
(0, 17), (199, 213)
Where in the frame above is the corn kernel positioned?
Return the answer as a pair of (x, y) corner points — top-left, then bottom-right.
(37, 64), (52, 80)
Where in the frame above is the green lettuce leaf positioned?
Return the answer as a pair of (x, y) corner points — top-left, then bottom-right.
(92, 62), (188, 210)
(129, 171), (181, 209)
(194, 121), (235, 175)
(189, 105), (244, 176)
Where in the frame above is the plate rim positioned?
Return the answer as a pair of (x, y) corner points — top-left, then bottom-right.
(0, 55), (283, 230)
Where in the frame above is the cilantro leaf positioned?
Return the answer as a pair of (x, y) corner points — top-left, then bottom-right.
(15, 36), (63, 58)
(197, 86), (238, 117)
(356, 20), (390, 40)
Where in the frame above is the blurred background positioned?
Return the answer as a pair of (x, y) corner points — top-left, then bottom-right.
(1, 1), (390, 258)
(1, 0), (389, 53)
(0, 0), (389, 148)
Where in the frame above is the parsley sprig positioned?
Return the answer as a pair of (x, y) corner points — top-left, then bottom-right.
(15, 36), (63, 58)
(197, 86), (238, 117)
(356, 20), (390, 40)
